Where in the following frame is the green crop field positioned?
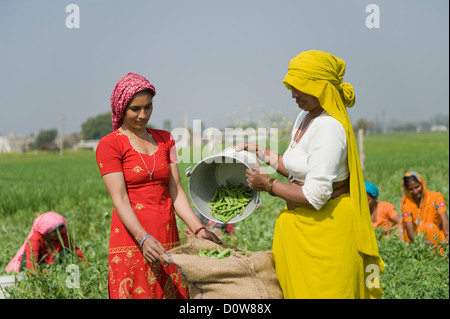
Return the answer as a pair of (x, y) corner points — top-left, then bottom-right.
(0, 132), (448, 299)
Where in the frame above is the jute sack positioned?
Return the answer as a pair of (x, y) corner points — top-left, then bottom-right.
(161, 235), (283, 299)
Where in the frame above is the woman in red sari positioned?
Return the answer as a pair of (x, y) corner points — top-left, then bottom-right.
(96, 73), (220, 299)
(5, 211), (84, 274)
(400, 171), (449, 246)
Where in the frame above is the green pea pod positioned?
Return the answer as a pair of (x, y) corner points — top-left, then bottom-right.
(223, 203), (246, 214)
(207, 248), (218, 257)
(209, 182), (253, 222)
(213, 202), (226, 208)
(217, 248), (232, 259)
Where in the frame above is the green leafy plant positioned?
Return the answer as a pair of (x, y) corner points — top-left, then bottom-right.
(0, 132), (448, 299)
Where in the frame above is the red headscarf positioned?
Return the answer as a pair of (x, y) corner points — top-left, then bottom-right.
(110, 73), (156, 131)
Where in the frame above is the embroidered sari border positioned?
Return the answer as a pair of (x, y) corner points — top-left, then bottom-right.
(109, 241), (180, 254)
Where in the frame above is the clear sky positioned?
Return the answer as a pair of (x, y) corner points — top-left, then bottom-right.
(0, 0), (448, 136)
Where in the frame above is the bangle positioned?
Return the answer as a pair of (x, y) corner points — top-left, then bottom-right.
(139, 234), (152, 247)
(266, 178), (275, 196)
(194, 226), (206, 235)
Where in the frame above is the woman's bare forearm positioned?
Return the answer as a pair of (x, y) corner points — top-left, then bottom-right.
(168, 164), (203, 232)
(102, 173), (146, 241)
(260, 147), (289, 177)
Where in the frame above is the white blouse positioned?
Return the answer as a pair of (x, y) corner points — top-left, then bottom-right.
(282, 111), (349, 210)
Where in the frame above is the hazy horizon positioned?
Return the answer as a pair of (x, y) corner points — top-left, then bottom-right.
(1, 0), (448, 137)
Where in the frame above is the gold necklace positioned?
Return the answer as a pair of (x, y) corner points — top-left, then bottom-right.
(137, 150), (156, 181)
(138, 130), (156, 181)
(121, 129), (156, 181)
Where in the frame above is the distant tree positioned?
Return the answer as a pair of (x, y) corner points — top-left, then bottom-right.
(163, 120), (172, 131)
(81, 112), (113, 140)
(35, 129), (58, 150)
(404, 122), (417, 132)
(431, 114), (449, 126)
(354, 118), (371, 132)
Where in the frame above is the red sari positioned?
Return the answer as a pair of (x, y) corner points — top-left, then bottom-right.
(20, 232), (84, 272)
(96, 128), (189, 299)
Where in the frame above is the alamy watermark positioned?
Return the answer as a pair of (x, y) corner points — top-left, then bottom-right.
(62, 262), (381, 290)
(66, 4), (380, 30)
(365, 4), (380, 29)
(66, 264), (80, 288)
(65, 4), (80, 29)
(365, 264), (381, 289)
(171, 120), (279, 172)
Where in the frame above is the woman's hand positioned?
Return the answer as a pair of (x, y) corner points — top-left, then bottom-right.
(246, 167), (271, 191)
(168, 163), (223, 245)
(236, 142), (257, 153)
(236, 143), (287, 177)
(197, 228), (222, 244)
(236, 142), (265, 158)
(141, 235), (166, 263)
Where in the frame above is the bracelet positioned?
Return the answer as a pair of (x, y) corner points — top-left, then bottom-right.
(139, 234), (152, 247)
(194, 226), (206, 235)
(266, 178), (275, 196)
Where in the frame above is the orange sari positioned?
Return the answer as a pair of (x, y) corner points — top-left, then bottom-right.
(400, 171), (447, 245)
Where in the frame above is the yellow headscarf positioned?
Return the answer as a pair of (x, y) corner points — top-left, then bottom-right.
(283, 50), (382, 260)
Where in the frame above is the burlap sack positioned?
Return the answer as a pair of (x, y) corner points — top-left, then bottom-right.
(161, 235), (283, 299)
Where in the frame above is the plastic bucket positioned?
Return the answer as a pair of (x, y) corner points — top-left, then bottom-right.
(185, 148), (262, 224)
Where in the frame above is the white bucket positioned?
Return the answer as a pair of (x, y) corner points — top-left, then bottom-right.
(185, 147), (262, 223)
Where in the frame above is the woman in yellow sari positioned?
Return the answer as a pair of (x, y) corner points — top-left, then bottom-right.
(239, 50), (384, 298)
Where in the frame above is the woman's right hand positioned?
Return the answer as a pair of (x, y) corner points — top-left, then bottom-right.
(236, 142), (262, 155)
(141, 235), (166, 263)
(236, 143), (268, 162)
(197, 228), (222, 244)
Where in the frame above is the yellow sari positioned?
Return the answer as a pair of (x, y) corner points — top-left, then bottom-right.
(274, 50), (384, 299)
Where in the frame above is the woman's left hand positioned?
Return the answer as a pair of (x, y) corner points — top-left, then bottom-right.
(197, 228), (222, 244)
(246, 167), (271, 191)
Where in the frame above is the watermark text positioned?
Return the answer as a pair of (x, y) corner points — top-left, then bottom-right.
(65, 4), (80, 29)
(365, 4), (380, 29)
